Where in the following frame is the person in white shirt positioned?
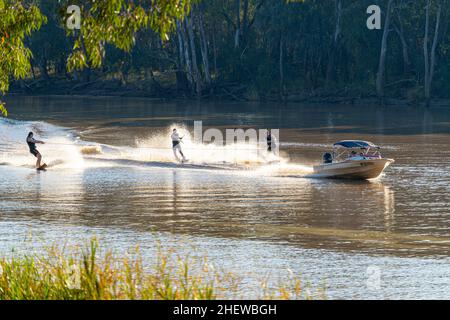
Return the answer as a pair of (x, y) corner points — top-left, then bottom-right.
(171, 128), (187, 162)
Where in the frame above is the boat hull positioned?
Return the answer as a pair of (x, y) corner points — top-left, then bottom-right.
(313, 158), (394, 180)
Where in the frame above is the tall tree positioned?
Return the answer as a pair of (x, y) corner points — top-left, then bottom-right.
(197, 5), (212, 89)
(186, 13), (202, 96)
(376, 0), (394, 102)
(0, 0), (46, 116)
(326, 0), (343, 85)
(424, 0), (442, 107)
(393, 0), (412, 76)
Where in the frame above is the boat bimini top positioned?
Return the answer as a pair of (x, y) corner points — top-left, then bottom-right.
(333, 140), (380, 149)
(332, 140), (382, 161)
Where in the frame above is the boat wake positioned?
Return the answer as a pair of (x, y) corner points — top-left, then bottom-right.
(84, 157), (244, 171)
(0, 118), (314, 176)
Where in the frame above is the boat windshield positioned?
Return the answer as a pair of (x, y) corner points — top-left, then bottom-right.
(332, 145), (382, 162)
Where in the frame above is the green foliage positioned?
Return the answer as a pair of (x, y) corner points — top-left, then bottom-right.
(3, 0), (450, 102)
(0, 0), (194, 115)
(65, 0), (194, 71)
(0, 238), (319, 300)
(147, 0), (195, 41)
(0, 0), (47, 90)
(0, 0), (46, 116)
(0, 101), (7, 117)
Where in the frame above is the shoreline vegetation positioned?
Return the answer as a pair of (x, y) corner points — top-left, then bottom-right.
(0, 239), (324, 300)
(3, 1), (450, 113)
(10, 76), (450, 107)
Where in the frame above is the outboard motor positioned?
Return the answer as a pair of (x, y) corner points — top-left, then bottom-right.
(323, 152), (333, 164)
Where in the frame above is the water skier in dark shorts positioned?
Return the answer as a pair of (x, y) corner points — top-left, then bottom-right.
(171, 128), (187, 162)
(26, 132), (46, 169)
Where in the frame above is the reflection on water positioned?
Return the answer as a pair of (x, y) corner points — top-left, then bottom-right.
(383, 185), (395, 232)
(1, 96), (450, 299)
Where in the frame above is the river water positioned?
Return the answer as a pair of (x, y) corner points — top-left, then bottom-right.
(1, 96), (450, 299)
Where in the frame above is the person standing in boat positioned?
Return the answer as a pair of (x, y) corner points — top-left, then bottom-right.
(27, 132), (46, 169)
(171, 128), (187, 162)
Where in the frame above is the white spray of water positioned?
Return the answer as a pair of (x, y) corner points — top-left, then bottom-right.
(0, 119), (84, 169)
(133, 124), (285, 166)
(1, 120), (314, 176)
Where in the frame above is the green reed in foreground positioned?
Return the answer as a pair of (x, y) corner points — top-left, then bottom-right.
(0, 239), (323, 300)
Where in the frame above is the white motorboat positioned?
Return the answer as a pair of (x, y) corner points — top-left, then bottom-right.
(313, 140), (394, 180)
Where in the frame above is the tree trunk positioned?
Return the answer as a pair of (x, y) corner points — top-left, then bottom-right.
(234, 0), (241, 49)
(241, 0), (249, 48)
(279, 35), (285, 101)
(394, 8), (411, 76)
(40, 60), (49, 80)
(178, 19), (193, 91)
(197, 6), (212, 88)
(30, 59), (36, 80)
(376, 0), (394, 103)
(175, 20), (190, 94)
(176, 20), (185, 68)
(326, 0), (342, 86)
(424, 1), (441, 107)
(424, 1), (430, 98)
(212, 22), (218, 79)
(186, 14), (202, 97)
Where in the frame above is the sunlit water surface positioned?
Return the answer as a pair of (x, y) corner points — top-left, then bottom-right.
(1, 96), (450, 299)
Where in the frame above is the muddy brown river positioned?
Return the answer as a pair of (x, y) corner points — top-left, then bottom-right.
(1, 96), (450, 299)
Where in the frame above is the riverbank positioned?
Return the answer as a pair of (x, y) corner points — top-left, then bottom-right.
(10, 76), (450, 107)
(0, 238), (317, 300)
